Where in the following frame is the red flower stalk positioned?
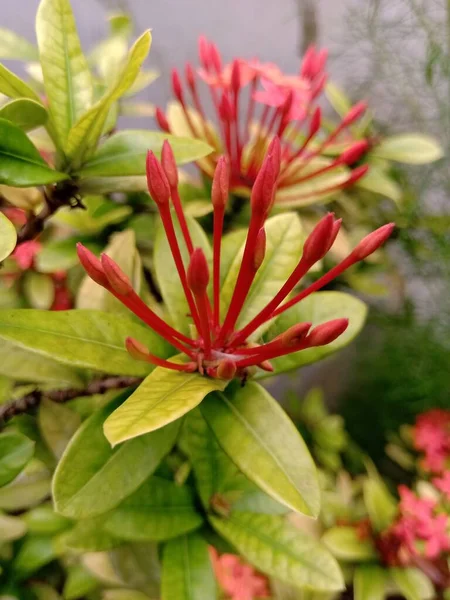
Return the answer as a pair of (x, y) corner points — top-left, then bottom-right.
(157, 38), (369, 204)
(77, 143), (394, 380)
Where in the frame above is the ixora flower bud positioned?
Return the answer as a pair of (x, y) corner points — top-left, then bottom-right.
(78, 143), (394, 381)
(161, 140), (178, 188)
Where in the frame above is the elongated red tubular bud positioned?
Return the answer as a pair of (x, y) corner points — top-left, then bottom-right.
(267, 136), (281, 178)
(308, 318), (349, 346)
(219, 92), (233, 120)
(126, 337), (151, 361)
(216, 359), (237, 380)
(309, 107), (322, 137)
(161, 140), (178, 188)
(325, 218), (342, 252)
(250, 145), (279, 217)
(342, 101), (367, 126)
(231, 59), (240, 92)
(76, 243), (108, 287)
(339, 140), (369, 165)
(101, 254), (133, 296)
(212, 156), (230, 208)
(253, 227), (266, 270)
(281, 322), (312, 347)
(185, 62), (196, 90)
(349, 223), (395, 261)
(300, 45), (316, 78)
(302, 212), (336, 265)
(198, 36), (210, 68)
(146, 151), (171, 205)
(155, 107), (170, 132)
(209, 42), (222, 72)
(346, 164), (369, 185)
(314, 48), (328, 73)
(171, 68), (184, 103)
(258, 360), (274, 372)
(187, 248), (210, 295)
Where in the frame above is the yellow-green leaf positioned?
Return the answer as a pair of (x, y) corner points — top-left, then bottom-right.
(0, 513), (27, 542)
(66, 31), (151, 164)
(0, 212), (17, 262)
(322, 527), (378, 561)
(363, 478), (397, 533)
(0, 98), (48, 131)
(200, 383), (320, 517)
(354, 565), (387, 600)
(389, 568), (434, 600)
(210, 512), (344, 592)
(0, 431), (35, 487)
(38, 399), (81, 460)
(23, 271), (55, 309)
(372, 134), (444, 164)
(0, 63), (41, 101)
(104, 367), (228, 445)
(356, 164), (402, 203)
(0, 27), (39, 60)
(325, 82), (352, 117)
(36, 0), (94, 148)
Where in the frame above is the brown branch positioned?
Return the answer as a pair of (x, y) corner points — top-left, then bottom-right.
(0, 375), (142, 426)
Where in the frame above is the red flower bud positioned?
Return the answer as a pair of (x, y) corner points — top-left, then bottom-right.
(308, 318), (349, 346)
(187, 247), (210, 295)
(267, 136), (281, 178)
(76, 243), (108, 287)
(342, 101), (367, 127)
(198, 36), (210, 68)
(212, 156), (230, 208)
(314, 48), (328, 74)
(209, 42), (222, 72)
(146, 151), (171, 205)
(325, 218), (342, 252)
(339, 140), (369, 165)
(346, 164), (369, 186)
(155, 107), (170, 132)
(302, 212), (336, 265)
(219, 92), (233, 121)
(253, 227), (266, 271)
(250, 139), (280, 217)
(126, 337), (151, 361)
(185, 62), (196, 90)
(161, 140), (178, 188)
(350, 223), (395, 261)
(258, 360), (274, 372)
(216, 359), (237, 380)
(309, 107), (322, 137)
(171, 68), (184, 104)
(300, 45), (316, 79)
(231, 59), (240, 92)
(101, 254), (133, 296)
(281, 322), (312, 347)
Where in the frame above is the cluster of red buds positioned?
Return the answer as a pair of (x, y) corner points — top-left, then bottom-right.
(156, 37), (369, 204)
(77, 139), (393, 380)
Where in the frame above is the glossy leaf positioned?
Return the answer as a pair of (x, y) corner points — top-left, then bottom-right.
(36, 0), (93, 148)
(38, 399), (81, 460)
(79, 131), (213, 178)
(322, 527), (378, 561)
(210, 512), (344, 592)
(66, 31), (151, 164)
(356, 164), (402, 203)
(0, 63), (40, 101)
(53, 392), (180, 518)
(0, 27), (39, 60)
(162, 532), (216, 600)
(0, 431), (35, 487)
(0, 212), (17, 262)
(363, 478), (397, 533)
(36, 237), (102, 273)
(0, 98), (48, 132)
(0, 118), (68, 186)
(200, 383), (320, 516)
(54, 195), (132, 234)
(0, 309), (171, 377)
(103, 476), (203, 541)
(221, 213), (304, 339)
(63, 514), (120, 551)
(0, 513), (27, 542)
(13, 535), (56, 580)
(390, 567), (434, 600)
(23, 271), (55, 310)
(23, 503), (71, 535)
(264, 292), (367, 376)
(63, 564), (99, 600)
(0, 459), (51, 510)
(353, 565), (387, 600)
(104, 366), (227, 445)
(372, 134), (443, 164)
(154, 215), (211, 334)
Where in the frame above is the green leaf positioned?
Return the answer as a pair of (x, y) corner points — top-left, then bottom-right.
(154, 215), (211, 334)
(0, 431), (35, 487)
(322, 527), (378, 561)
(78, 131), (213, 178)
(0, 118), (68, 186)
(200, 383), (320, 516)
(0, 513), (27, 542)
(38, 399), (81, 459)
(372, 134), (444, 164)
(103, 476), (203, 541)
(221, 213), (304, 339)
(23, 272), (55, 309)
(0, 459), (51, 510)
(36, 237), (102, 273)
(389, 567), (434, 600)
(30, 583), (62, 600)
(355, 164), (402, 203)
(210, 512), (344, 592)
(0, 212), (17, 262)
(353, 565), (387, 600)
(265, 292), (367, 376)
(54, 196), (131, 234)
(363, 478), (397, 533)
(63, 564), (99, 600)
(13, 535), (56, 580)
(53, 392), (180, 518)
(103, 592), (153, 600)
(23, 503), (71, 534)
(36, 0), (94, 148)
(63, 514), (121, 551)
(66, 31), (151, 165)
(0, 63), (41, 101)
(162, 532), (216, 600)
(0, 309), (171, 377)
(0, 98), (48, 132)
(0, 338), (83, 386)
(325, 82), (352, 117)
(0, 27), (39, 60)
(181, 408), (287, 514)
(104, 367), (228, 445)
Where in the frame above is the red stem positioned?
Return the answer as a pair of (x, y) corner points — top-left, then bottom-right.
(213, 205), (225, 327)
(171, 186), (194, 255)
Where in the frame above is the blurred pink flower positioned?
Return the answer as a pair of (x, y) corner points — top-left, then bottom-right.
(433, 471), (450, 501)
(414, 410), (450, 473)
(11, 240), (41, 270)
(209, 547), (270, 600)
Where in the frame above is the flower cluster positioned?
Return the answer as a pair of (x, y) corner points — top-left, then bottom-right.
(209, 547), (270, 600)
(77, 139), (393, 380)
(413, 409), (450, 474)
(156, 38), (369, 204)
